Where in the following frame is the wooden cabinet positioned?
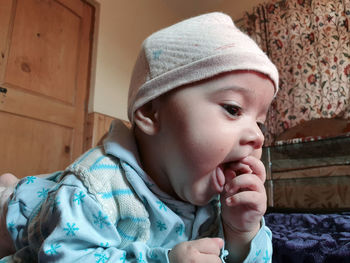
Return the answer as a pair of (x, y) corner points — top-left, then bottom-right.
(0, 0), (94, 178)
(263, 136), (350, 211)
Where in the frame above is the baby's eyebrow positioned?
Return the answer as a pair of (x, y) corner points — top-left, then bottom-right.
(211, 85), (253, 96)
(221, 86), (250, 92)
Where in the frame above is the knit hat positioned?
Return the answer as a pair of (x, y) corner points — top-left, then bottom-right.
(128, 12), (279, 123)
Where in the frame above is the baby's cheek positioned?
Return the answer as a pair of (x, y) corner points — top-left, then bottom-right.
(252, 148), (262, 159)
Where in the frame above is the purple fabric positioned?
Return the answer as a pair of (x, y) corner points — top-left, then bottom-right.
(265, 212), (350, 263)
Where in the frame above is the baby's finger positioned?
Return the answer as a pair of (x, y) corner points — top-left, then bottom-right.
(239, 156), (266, 182)
(193, 254), (222, 263)
(225, 190), (267, 211)
(225, 162), (251, 176)
(224, 173), (265, 197)
(189, 237), (224, 255)
(169, 238), (223, 263)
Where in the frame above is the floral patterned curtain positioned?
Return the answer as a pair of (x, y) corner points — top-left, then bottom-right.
(240, 0), (350, 145)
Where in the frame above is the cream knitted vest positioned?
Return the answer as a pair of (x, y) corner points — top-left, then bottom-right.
(66, 146), (150, 247)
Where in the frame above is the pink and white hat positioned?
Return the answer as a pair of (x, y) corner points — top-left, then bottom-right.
(128, 12), (279, 123)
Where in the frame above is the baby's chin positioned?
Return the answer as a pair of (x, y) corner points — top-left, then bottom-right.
(189, 196), (218, 206)
(177, 168), (226, 206)
(179, 188), (214, 206)
(187, 185), (223, 206)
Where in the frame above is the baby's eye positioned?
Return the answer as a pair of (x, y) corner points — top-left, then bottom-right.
(221, 104), (242, 117)
(257, 122), (267, 135)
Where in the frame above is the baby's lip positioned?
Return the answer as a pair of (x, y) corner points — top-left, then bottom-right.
(212, 166), (225, 193)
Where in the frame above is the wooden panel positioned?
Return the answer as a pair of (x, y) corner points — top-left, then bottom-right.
(84, 112), (116, 150)
(75, 1), (93, 155)
(5, 0), (81, 104)
(0, 0), (14, 80)
(0, 111), (72, 177)
(265, 180), (274, 207)
(273, 176), (350, 210)
(262, 135), (350, 210)
(0, 0), (94, 178)
(0, 87), (75, 126)
(262, 136), (350, 172)
(57, 0), (84, 17)
(272, 165), (350, 180)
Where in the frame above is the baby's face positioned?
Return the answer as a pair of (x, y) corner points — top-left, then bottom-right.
(153, 70), (275, 206)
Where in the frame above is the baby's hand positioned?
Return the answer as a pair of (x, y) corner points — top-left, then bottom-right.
(220, 155), (267, 234)
(168, 237), (224, 263)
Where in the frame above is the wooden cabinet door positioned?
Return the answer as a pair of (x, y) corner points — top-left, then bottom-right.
(0, 0), (93, 178)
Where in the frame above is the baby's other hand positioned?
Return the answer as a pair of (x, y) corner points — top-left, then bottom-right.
(220, 155), (267, 234)
(168, 237), (224, 263)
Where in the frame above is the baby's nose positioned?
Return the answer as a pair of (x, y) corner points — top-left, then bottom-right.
(240, 124), (264, 149)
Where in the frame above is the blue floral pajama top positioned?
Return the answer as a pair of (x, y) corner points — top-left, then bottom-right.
(1, 120), (272, 263)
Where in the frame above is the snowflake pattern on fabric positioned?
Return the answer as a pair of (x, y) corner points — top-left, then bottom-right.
(100, 242), (110, 248)
(262, 250), (271, 263)
(94, 252), (109, 263)
(156, 220), (167, 231)
(26, 176), (37, 184)
(156, 200), (167, 211)
(63, 223), (79, 236)
(120, 252), (126, 263)
(73, 191), (86, 205)
(137, 252), (146, 263)
(45, 243), (61, 255)
(253, 249), (262, 261)
(175, 224), (184, 236)
(37, 188), (49, 198)
(93, 211), (111, 229)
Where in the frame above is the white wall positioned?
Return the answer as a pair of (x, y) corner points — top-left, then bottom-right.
(90, 0), (266, 121)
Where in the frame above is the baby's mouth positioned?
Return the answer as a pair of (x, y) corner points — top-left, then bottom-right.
(212, 159), (247, 194)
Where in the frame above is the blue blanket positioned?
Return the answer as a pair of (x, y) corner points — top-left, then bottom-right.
(265, 212), (350, 263)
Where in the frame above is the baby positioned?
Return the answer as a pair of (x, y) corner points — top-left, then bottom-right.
(0, 12), (278, 262)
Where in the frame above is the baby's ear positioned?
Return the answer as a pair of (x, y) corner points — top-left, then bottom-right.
(134, 100), (160, 135)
